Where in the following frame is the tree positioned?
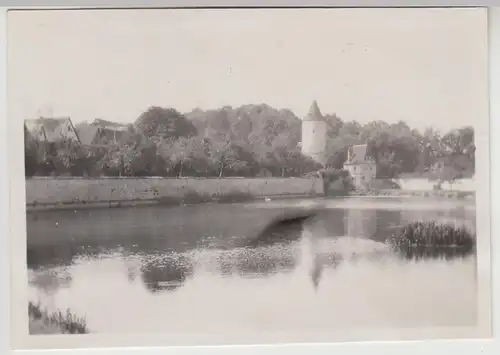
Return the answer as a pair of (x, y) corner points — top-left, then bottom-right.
(204, 138), (247, 178)
(415, 127), (442, 173)
(24, 127), (40, 177)
(135, 106), (198, 140)
(440, 127), (475, 157)
(324, 114), (344, 137)
(432, 158), (463, 190)
(25, 102), (476, 180)
(269, 131), (300, 177)
(157, 136), (211, 177)
(97, 136), (166, 177)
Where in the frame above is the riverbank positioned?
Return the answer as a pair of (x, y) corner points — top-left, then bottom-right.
(24, 177), (475, 212)
(25, 177), (323, 212)
(354, 189), (475, 200)
(26, 192), (326, 212)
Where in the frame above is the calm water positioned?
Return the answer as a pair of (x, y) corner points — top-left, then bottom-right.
(26, 197), (477, 334)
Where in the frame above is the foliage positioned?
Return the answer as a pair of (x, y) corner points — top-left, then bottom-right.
(134, 106), (198, 139)
(24, 103), (475, 179)
(319, 168), (355, 195)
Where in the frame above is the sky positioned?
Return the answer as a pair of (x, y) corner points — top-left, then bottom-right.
(7, 8), (488, 132)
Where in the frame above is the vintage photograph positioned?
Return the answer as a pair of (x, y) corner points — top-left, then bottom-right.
(8, 7), (491, 348)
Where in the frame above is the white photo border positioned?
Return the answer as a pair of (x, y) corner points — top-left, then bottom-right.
(1, 2), (498, 355)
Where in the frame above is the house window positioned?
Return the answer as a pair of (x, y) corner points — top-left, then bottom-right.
(361, 176), (365, 181)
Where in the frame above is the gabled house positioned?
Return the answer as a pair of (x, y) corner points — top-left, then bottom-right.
(75, 119), (128, 146)
(343, 144), (377, 190)
(24, 117), (80, 143)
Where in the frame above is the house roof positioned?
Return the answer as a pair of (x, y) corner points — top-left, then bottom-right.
(24, 117), (79, 143)
(303, 100), (325, 122)
(92, 118), (128, 132)
(74, 119), (128, 146)
(75, 123), (100, 145)
(345, 144), (375, 165)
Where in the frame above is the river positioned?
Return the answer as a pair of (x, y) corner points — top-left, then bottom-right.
(26, 197), (477, 334)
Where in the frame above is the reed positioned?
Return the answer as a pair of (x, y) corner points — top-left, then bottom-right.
(28, 301), (89, 334)
(386, 220), (475, 251)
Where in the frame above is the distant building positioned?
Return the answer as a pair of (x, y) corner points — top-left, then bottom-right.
(301, 100), (327, 166)
(343, 144), (377, 190)
(75, 118), (128, 146)
(24, 117), (80, 143)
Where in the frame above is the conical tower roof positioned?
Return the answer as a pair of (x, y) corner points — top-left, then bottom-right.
(303, 100), (325, 122)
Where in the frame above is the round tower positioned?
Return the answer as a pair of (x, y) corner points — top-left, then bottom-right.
(301, 100), (327, 166)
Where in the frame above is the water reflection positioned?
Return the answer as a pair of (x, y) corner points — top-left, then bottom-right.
(27, 200), (475, 308)
(27, 243), (102, 270)
(27, 202), (477, 289)
(26, 200), (478, 333)
(233, 245), (299, 277)
(395, 245), (475, 261)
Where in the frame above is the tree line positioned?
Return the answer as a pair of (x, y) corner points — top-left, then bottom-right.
(24, 104), (475, 181)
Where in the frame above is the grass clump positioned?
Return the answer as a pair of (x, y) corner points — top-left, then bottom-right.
(386, 220), (475, 251)
(28, 301), (89, 334)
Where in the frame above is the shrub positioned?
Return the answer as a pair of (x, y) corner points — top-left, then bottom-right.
(319, 168), (354, 195)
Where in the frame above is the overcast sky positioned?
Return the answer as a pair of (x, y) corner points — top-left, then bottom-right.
(8, 8), (488, 132)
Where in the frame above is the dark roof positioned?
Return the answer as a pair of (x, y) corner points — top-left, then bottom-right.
(345, 144), (375, 165)
(302, 100), (325, 122)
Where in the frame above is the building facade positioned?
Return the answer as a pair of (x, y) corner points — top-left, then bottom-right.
(343, 144), (377, 190)
(300, 100), (327, 166)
